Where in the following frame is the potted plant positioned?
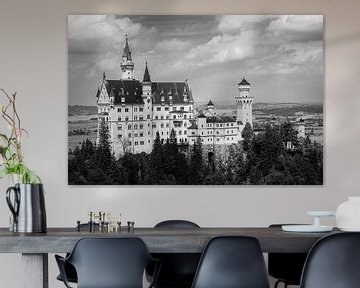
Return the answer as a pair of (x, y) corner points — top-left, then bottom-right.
(0, 88), (46, 233)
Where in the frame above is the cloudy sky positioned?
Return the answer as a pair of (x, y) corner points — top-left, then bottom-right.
(68, 15), (323, 106)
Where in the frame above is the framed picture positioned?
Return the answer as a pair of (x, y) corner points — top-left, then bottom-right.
(68, 15), (323, 185)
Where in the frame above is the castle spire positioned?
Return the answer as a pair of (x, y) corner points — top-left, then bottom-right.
(121, 34), (134, 80)
(143, 61), (151, 82)
(122, 34), (132, 60)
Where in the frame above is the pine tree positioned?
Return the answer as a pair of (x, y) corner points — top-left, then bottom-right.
(89, 120), (117, 184)
(241, 122), (254, 153)
(189, 136), (204, 184)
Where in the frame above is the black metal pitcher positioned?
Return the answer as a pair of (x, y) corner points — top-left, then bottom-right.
(6, 183), (47, 233)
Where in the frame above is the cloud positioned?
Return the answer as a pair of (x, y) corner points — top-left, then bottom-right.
(155, 38), (192, 51)
(68, 15), (143, 55)
(217, 15), (272, 34)
(185, 31), (256, 64)
(267, 15), (323, 41)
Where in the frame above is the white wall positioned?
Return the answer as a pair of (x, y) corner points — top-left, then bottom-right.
(0, 0), (360, 287)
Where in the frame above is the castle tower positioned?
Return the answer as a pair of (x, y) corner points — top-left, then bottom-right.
(142, 61), (152, 96)
(120, 35), (134, 80)
(235, 77), (253, 126)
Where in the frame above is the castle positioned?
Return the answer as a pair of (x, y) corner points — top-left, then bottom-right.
(96, 36), (253, 158)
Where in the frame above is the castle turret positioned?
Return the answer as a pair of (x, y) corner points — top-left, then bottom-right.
(142, 61), (152, 96)
(121, 35), (134, 80)
(235, 77), (253, 126)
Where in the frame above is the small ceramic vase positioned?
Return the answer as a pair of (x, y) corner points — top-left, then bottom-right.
(336, 197), (360, 231)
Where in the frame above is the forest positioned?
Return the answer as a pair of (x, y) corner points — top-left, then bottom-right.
(68, 121), (323, 185)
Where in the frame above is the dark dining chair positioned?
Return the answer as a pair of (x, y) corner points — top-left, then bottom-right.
(268, 224), (308, 288)
(55, 237), (160, 288)
(147, 220), (201, 288)
(191, 236), (270, 288)
(56, 223), (99, 284)
(300, 232), (360, 288)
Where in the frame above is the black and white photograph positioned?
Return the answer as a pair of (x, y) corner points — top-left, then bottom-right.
(68, 15), (323, 185)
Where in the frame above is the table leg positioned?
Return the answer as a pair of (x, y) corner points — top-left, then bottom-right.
(22, 253), (48, 288)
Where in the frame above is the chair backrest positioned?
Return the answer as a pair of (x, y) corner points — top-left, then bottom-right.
(151, 220), (201, 286)
(155, 220), (200, 228)
(191, 236), (270, 288)
(67, 237), (154, 288)
(300, 232), (360, 288)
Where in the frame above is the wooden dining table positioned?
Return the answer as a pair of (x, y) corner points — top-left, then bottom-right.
(0, 226), (339, 288)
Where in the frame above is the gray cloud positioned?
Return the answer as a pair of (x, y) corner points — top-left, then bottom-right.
(68, 15), (323, 105)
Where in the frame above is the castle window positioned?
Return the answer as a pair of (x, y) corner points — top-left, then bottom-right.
(118, 117), (121, 121)
(148, 131), (150, 135)
(140, 124), (143, 129)
(166, 123), (169, 127)
(106, 117), (108, 121)
(155, 116), (158, 120)
(184, 139), (187, 143)
(134, 107), (138, 112)
(134, 133), (138, 137)
(125, 117), (129, 121)
(140, 141), (144, 145)
(125, 108), (129, 112)
(135, 141), (138, 146)
(129, 141), (132, 146)
(128, 124), (132, 130)
(157, 107), (161, 111)
(165, 107), (169, 111)
(161, 116), (164, 120)
(148, 140), (151, 143)
(184, 130), (187, 135)
(134, 124), (138, 130)
(166, 116), (169, 119)
(128, 133), (131, 138)
(161, 123), (164, 128)
(140, 132), (143, 137)
(173, 115), (176, 119)
(226, 123), (229, 127)
(180, 107), (184, 110)
(152, 123), (156, 128)
(161, 139), (164, 144)
(134, 116), (138, 121)
(139, 116), (143, 120)
(184, 115), (187, 119)
(147, 114), (150, 119)
(179, 131), (182, 135)
(139, 108), (144, 112)
(161, 132), (164, 136)
(118, 134), (122, 139)
(117, 124), (122, 130)
(117, 108), (121, 112)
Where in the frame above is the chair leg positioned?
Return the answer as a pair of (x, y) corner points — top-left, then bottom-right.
(274, 280), (289, 288)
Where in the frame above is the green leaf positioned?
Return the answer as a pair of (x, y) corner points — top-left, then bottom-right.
(0, 133), (9, 142)
(0, 168), (9, 179)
